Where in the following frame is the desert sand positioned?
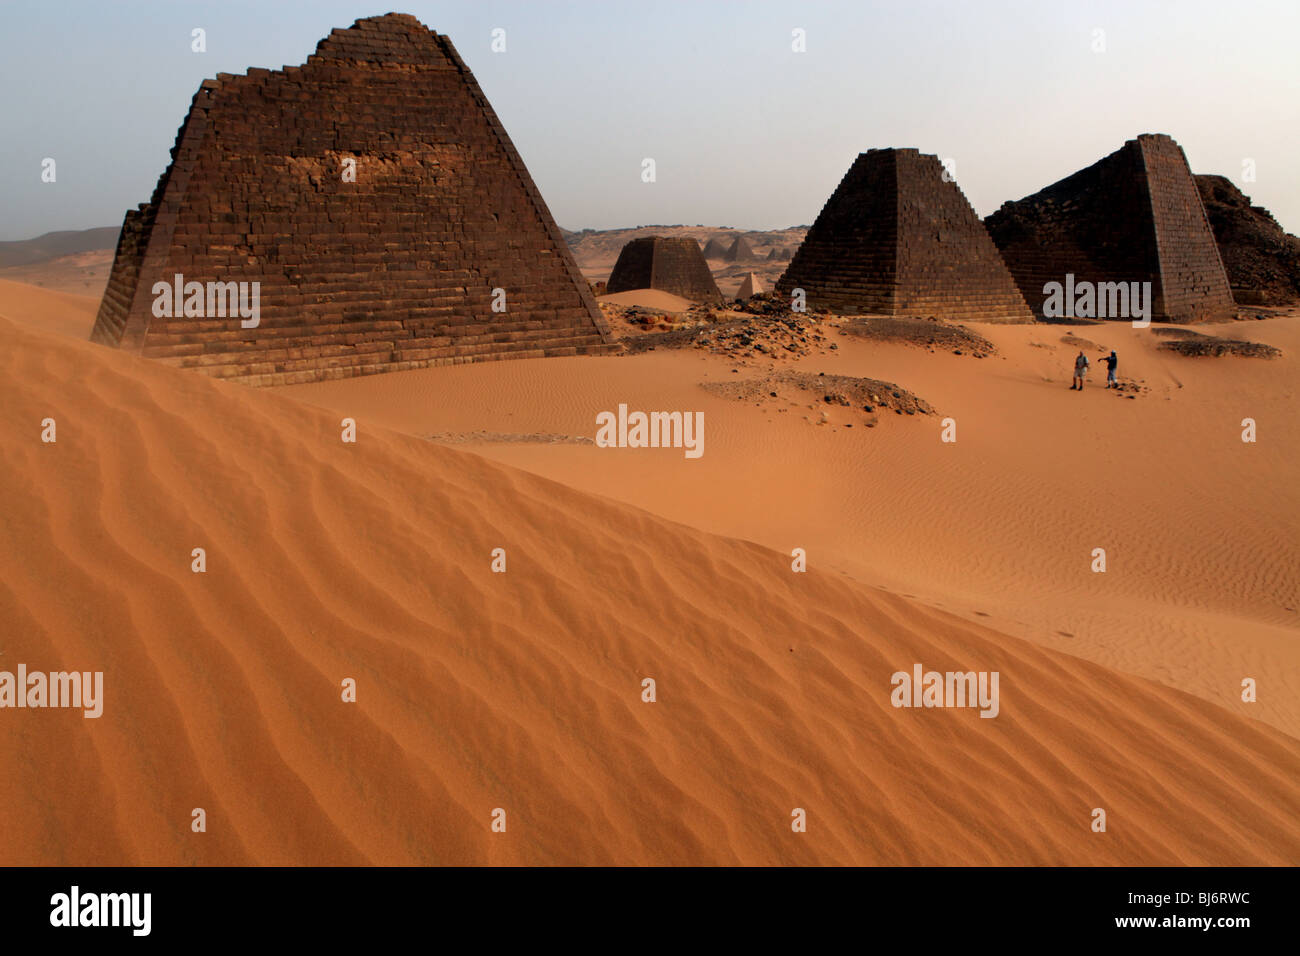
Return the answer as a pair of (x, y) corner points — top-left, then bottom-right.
(282, 311), (1300, 738)
(597, 289), (695, 313)
(0, 278), (100, 338)
(1, 280), (1297, 865)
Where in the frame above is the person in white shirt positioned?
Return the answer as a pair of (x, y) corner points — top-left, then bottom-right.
(1071, 351), (1089, 390)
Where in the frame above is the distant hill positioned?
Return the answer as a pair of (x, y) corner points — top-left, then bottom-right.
(0, 227), (119, 268)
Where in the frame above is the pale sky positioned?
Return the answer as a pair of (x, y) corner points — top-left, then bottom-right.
(1, 0), (1297, 242)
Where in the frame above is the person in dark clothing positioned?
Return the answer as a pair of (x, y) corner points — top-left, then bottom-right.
(1103, 350), (1118, 388)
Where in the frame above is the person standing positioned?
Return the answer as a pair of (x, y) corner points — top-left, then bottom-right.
(1103, 350), (1118, 388)
(1071, 350), (1090, 390)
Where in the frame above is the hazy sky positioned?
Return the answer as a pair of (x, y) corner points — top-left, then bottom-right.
(2, 0), (1297, 242)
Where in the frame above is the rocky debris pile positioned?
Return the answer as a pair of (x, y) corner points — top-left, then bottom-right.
(1153, 327), (1281, 358)
(702, 369), (934, 429)
(1108, 379), (1148, 399)
(596, 300), (698, 339)
(1196, 174), (1300, 306)
(737, 292), (826, 318)
(611, 297), (836, 361)
(839, 315), (996, 357)
(692, 315), (829, 360)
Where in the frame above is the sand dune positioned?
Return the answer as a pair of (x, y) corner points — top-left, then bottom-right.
(1, 298), (1298, 864)
(597, 289), (695, 313)
(282, 314), (1300, 739)
(0, 278), (100, 338)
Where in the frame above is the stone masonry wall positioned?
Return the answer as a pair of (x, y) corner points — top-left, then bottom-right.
(892, 150), (1034, 322)
(89, 13), (611, 386)
(1140, 135), (1236, 321)
(776, 149), (1031, 321)
(606, 236), (722, 303)
(985, 134), (1235, 322)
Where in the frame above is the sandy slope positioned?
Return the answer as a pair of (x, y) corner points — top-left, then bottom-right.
(0, 278), (100, 338)
(597, 289), (695, 313)
(0, 297), (1298, 864)
(279, 317), (1300, 740)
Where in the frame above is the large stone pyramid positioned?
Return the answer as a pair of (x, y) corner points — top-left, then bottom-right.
(775, 148), (1032, 322)
(985, 134), (1236, 322)
(606, 237), (722, 303)
(90, 13), (611, 385)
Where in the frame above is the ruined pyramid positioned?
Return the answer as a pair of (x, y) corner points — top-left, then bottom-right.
(1195, 174), (1299, 306)
(606, 237), (722, 303)
(723, 235), (757, 263)
(90, 13), (611, 386)
(985, 134), (1236, 322)
(776, 148), (1032, 321)
(701, 237), (730, 259)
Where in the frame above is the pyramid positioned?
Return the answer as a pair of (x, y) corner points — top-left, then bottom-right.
(606, 237), (722, 303)
(701, 237), (730, 259)
(985, 134), (1235, 322)
(736, 273), (764, 298)
(723, 235), (757, 262)
(775, 148), (1033, 321)
(89, 14), (611, 386)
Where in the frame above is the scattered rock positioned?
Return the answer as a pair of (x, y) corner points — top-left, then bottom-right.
(1154, 328), (1281, 358)
(701, 370), (935, 419)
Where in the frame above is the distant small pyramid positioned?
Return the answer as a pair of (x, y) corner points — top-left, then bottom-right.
(985, 134), (1235, 321)
(736, 273), (765, 298)
(723, 235), (757, 262)
(701, 237), (730, 259)
(607, 236), (722, 303)
(765, 248), (781, 261)
(776, 148), (1032, 321)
